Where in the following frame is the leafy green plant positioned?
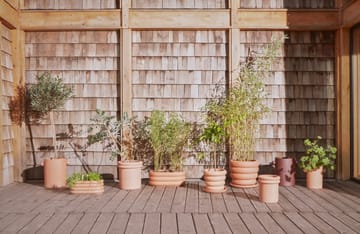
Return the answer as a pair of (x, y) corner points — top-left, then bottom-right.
(299, 136), (337, 172)
(66, 172), (102, 188)
(27, 72), (73, 158)
(87, 109), (136, 161)
(145, 110), (191, 171)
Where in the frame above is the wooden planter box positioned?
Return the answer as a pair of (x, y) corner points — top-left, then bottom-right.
(70, 180), (104, 194)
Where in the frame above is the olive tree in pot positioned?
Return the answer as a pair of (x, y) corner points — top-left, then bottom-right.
(298, 136), (337, 189)
(145, 110), (191, 186)
(28, 72), (73, 189)
(87, 110), (143, 190)
(208, 36), (284, 188)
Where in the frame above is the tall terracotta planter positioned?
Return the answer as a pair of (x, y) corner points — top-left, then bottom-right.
(230, 160), (259, 188)
(44, 158), (67, 189)
(70, 180), (104, 194)
(306, 166), (323, 189)
(118, 160), (143, 190)
(203, 168), (227, 193)
(274, 157), (296, 186)
(148, 170), (185, 186)
(258, 175), (280, 203)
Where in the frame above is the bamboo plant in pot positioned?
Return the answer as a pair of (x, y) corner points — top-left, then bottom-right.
(208, 37), (284, 188)
(145, 110), (191, 186)
(28, 73), (73, 189)
(298, 136), (337, 189)
(87, 109), (143, 190)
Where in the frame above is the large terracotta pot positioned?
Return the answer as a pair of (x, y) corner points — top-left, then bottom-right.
(70, 180), (104, 194)
(118, 160), (143, 190)
(44, 158), (67, 189)
(275, 157), (296, 186)
(230, 160), (259, 188)
(258, 175), (280, 203)
(148, 170), (185, 186)
(203, 168), (227, 193)
(306, 166), (323, 189)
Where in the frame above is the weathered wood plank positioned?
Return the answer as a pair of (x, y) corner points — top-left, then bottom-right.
(279, 186), (313, 212)
(171, 185), (188, 212)
(160, 213), (177, 234)
(115, 187), (143, 212)
(208, 213), (232, 233)
(143, 186), (165, 213)
(255, 212), (286, 234)
(199, 184), (212, 213)
(300, 212), (338, 234)
(36, 213), (69, 234)
(231, 187), (257, 212)
(193, 213), (214, 234)
(328, 212), (360, 232)
(69, 212), (100, 234)
(223, 213), (250, 233)
(143, 213), (161, 234)
(239, 213), (267, 234)
(323, 183), (360, 210)
(129, 185), (155, 212)
(185, 182), (199, 213)
(177, 213), (196, 234)
(284, 212), (321, 233)
(89, 212), (114, 234)
(222, 186), (242, 212)
(1, 213), (38, 233)
(270, 212), (303, 234)
(107, 213), (130, 234)
(100, 189), (128, 212)
(85, 187), (119, 212)
(210, 193), (228, 213)
(316, 212), (357, 234)
(53, 213), (84, 234)
(18, 212), (54, 233)
(243, 187), (270, 212)
(157, 187), (176, 212)
(125, 213), (145, 234)
(310, 187), (355, 212)
(285, 186), (328, 212)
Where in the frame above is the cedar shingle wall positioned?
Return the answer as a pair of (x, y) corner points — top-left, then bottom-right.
(1, 24), (15, 185)
(22, 0), (118, 9)
(241, 31), (335, 175)
(25, 31), (120, 175)
(132, 0), (227, 8)
(240, 0), (336, 8)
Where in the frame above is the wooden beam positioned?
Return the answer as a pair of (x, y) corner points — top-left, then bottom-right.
(129, 9), (230, 29)
(336, 28), (351, 180)
(0, 0), (19, 29)
(238, 9), (339, 30)
(5, 0), (18, 9)
(20, 10), (121, 31)
(342, 0), (360, 27)
(0, 22), (4, 185)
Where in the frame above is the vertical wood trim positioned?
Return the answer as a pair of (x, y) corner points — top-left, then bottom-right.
(11, 29), (25, 182)
(0, 22), (4, 185)
(229, 0), (240, 88)
(120, 0), (132, 116)
(336, 28), (351, 180)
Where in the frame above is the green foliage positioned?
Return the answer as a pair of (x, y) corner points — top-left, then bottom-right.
(66, 172), (102, 188)
(298, 136), (337, 172)
(205, 36), (284, 161)
(145, 110), (191, 171)
(28, 72), (73, 117)
(87, 109), (136, 161)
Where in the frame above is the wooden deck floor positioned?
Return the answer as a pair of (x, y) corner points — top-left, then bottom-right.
(0, 180), (360, 233)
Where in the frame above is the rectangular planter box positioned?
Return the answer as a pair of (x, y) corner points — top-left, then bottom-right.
(70, 180), (104, 194)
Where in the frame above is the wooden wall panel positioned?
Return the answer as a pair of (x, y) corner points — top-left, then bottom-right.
(24, 31), (120, 176)
(240, 0), (336, 8)
(239, 31), (336, 177)
(1, 24), (15, 185)
(22, 0), (118, 9)
(132, 0), (227, 8)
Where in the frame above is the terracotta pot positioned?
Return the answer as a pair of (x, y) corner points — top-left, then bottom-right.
(230, 160), (259, 188)
(44, 158), (67, 189)
(203, 168), (227, 193)
(148, 170), (185, 186)
(275, 157), (296, 186)
(258, 175), (280, 203)
(306, 166), (323, 189)
(70, 180), (104, 194)
(118, 160), (143, 190)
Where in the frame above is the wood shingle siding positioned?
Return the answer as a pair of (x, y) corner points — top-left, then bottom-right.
(132, 0), (227, 8)
(25, 31), (120, 176)
(240, 0), (336, 8)
(22, 0), (118, 10)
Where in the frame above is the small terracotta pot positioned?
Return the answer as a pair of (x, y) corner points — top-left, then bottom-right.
(230, 160), (259, 188)
(203, 168), (227, 193)
(306, 166), (323, 189)
(44, 158), (67, 189)
(70, 180), (104, 194)
(118, 160), (143, 190)
(275, 157), (296, 186)
(258, 175), (280, 203)
(149, 170), (185, 186)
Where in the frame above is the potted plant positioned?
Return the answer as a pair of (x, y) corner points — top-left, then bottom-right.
(298, 136), (337, 189)
(67, 172), (104, 194)
(145, 110), (191, 186)
(273, 156), (297, 186)
(199, 121), (227, 193)
(27, 72), (73, 189)
(87, 109), (143, 190)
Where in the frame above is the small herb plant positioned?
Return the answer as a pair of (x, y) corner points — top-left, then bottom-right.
(87, 109), (136, 161)
(298, 136), (337, 172)
(66, 172), (102, 188)
(145, 110), (191, 172)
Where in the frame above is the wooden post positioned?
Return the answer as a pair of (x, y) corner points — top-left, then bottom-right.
(336, 27), (351, 180)
(229, 0), (240, 88)
(0, 22), (4, 185)
(120, 0), (132, 116)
